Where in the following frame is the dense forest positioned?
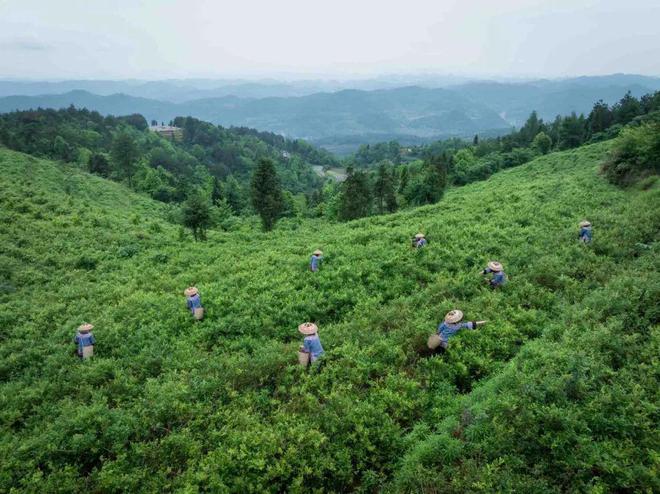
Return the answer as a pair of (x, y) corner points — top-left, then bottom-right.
(0, 107), (340, 216)
(0, 134), (657, 491)
(1, 89), (658, 231)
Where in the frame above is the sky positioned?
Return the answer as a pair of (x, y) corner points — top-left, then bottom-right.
(0, 0), (659, 80)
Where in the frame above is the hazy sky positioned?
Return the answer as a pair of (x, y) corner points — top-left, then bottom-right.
(1, 0), (659, 80)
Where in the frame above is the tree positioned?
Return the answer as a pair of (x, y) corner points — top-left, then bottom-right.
(558, 113), (586, 150)
(421, 154), (448, 204)
(452, 148), (477, 185)
(211, 176), (223, 206)
(88, 152), (111, 177)
(250, 158), (285, 231)
(587, 100), (613, 136)
(182, 194), (212, 241)
(338, 167), (372, 221)
(111, 132), (140, 187)
(398, 167), (409, 194)
(373, 163), (397, 214)
(473, 134), (479, 146)
(612, 91), (641, 125)
(53, 135), (75, 162)
(151, 119), (158, 127)
(532, 132), (552, 155)
(519, 111), (544, 145)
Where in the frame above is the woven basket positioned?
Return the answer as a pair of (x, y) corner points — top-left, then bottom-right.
(427, 334), (442, 349)
(193, 307), (204, 320)
(298, 350), (310, 366)
(82, 346), (94, 359)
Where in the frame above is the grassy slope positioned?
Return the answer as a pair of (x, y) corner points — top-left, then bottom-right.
(0, 143), (658, 492)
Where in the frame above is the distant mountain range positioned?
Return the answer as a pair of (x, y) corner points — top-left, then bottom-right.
(1, 74), (658, 153)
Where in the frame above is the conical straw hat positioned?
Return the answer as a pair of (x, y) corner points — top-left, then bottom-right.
(184, 287), (199, 297)
(78, 323), (94, 332)
(313, 250), (323, 256)
(298, 322), (318, 335)
(444, 310), (464, 324)
(488, 261), (503, 272)
(415, 233), (425, 239)
(579, 220), (591, 227)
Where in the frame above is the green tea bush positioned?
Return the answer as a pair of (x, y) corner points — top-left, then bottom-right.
(0, 143), (658, 492)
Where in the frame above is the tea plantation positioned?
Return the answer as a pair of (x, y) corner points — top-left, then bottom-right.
(0, 141), (658, 492)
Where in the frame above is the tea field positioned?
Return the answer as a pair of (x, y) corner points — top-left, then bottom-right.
(0, 141), (658, 492)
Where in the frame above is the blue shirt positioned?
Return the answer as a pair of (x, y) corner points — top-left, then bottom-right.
(437, 321), (476, 342)
(187, 294), (202, 312)
(484, 268), (506, 286)
(74, 332), (95, 354)
(303, 334), (324, 361)
(579, 227), (592, 242)
(310, 255), (323, 271)
(416, 238), (427, 248)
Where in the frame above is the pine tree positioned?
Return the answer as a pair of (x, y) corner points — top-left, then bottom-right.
(111, 132), (140, 187)
(398, 167), (409, 194)
(587, 100), (613, 136)
(251, 158), (284, 231)
(419, 154), (448, 204)
(182, 194), (212, 241)
(211, 176), (223, 206)
(338, 167), (372, 221)
(373, 163), (397, 214)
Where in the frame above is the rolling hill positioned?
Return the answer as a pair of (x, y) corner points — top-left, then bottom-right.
(2, 75), (659, 153)
(1, 139), (658, 492)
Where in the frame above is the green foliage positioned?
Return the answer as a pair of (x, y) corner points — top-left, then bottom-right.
(0, 141), (658, 493)
(110, 131), (140, 187)
(251, 158), (285, 231)
(373, 162), (398, 214)
(339, 167), (372, 220)
(182, 194), (213, 240)
(532, 131), (552, 155)
(602, 123), (660, 185)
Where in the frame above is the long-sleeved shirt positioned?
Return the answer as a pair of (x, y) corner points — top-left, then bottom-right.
(303, 334), (324, 361)
(483, 268), (506, 287)
(74, 332), (96, 354)
(437, 321), (476, 342)
(579, 227), (592, 242)
(416, 238), (427, 248)
(310, 255), (323, 272)
(186, 294), (202, 313)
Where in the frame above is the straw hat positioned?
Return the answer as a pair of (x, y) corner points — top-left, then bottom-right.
(78, 323), (94, 332)
(298, 322), (318, 335)
(487, 261), (503, 272)
(579, 220), (591, 227)
(184, 286), (198, 297)
(444, 310), (464, 324)
(415, 233), (425, 239)
(313, 249), (323, 256)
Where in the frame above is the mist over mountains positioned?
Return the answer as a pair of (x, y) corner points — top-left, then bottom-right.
(1, 74), (659, 153)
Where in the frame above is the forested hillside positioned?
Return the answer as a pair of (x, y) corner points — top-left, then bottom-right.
(0, 108), (338, 212)
(1, 139), (657, 492)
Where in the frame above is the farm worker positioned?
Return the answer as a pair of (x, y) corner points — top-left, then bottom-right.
(310, 249), (323, 272)
(414, 233), (427, 248)
(429, 310), (486, 351)
(482, 261), (506, 288)
(184, 286), (204, 320)
(578, 220), (592, 243)
(298, 322), (324, 365)
(74, 323), (96, 359)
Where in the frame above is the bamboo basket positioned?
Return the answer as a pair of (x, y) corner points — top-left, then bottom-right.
(298, 350), (310, 366)
(193, 307), (204, 320)
(82, 346), (94, 359)
(427, 334), (442, 349)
